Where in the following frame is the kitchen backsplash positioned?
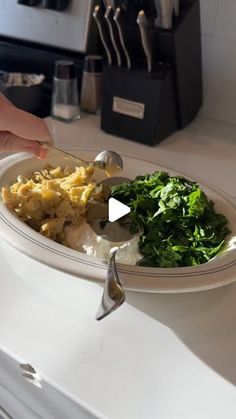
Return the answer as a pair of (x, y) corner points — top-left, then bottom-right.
(200, 0), (236, 124)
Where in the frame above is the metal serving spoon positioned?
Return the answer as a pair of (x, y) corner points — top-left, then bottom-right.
(96, 248), (125, 321)
(94, 176), (134, 321)
(95, 221), (142, 321)
(41, 144), (123, 177)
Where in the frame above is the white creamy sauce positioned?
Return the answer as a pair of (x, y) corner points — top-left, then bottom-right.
(65, 222), (142, 265)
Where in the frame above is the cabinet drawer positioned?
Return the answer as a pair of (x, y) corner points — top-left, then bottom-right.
(0, 348), (101, 419)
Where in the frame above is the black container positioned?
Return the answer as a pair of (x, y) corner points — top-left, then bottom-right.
(101, 65), (178, 146)
(153, 0), (202, 128)
(101, 0), (202, 145)
(3, 83), (43, 113)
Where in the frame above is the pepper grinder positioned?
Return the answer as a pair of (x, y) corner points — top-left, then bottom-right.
(51, 60), (80, 123)
(80, 55), (103, 115)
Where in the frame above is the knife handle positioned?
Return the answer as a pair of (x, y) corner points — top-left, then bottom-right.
(114, 7), (131, 69)
(174, 0), (179, 16)
(154, 0), (174, 29)
(103, 0), (115, 8)
(93, 5), (113, 66)
(105, 5), (122, 67)
(110, 0), (117, 9)
(137, 10), (152, 73)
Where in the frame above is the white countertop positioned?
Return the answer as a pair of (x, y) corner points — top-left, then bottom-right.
(1, 114), (236, 419)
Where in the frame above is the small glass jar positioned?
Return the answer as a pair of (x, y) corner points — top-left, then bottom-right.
(80, 55), (103, 115)
(51, 60), (80, 122)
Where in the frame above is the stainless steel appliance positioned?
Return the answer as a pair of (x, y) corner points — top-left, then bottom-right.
(0, 0), (99, 117)
(0, 0), (97, 53)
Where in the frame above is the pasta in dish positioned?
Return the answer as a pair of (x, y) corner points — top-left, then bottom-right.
(1, 165), (106, 243)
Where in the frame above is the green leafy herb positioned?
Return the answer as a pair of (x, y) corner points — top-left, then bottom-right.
(111, 171), (230, 267)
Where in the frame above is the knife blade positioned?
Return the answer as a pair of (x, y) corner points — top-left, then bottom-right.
(105, 5), (123, 67)
(93, 5), (114, 66)
(114, 7), (131, 69)
(136, 10), (152, 72)
(118, 0), (156, 28)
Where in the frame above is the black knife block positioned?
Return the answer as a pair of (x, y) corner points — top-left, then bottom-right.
(153, 0), (202, 128)
(101, 0), (202, 144)
(101, 65), (178, 146)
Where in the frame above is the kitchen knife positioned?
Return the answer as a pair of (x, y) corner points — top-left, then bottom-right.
(110, 0), (117, 9)
(114, 7), (131, 69)
(103, 0), (114, 9)
(154, 0), (174, 29)
(93, 5), (114, 66)
(136, 10), (152, 72)
(105, 5), (122, 67)
(118, 0), (156, 24)
(174, 0), (179, 16)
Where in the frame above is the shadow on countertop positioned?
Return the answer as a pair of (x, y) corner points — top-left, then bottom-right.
(126, 281), (236, 386)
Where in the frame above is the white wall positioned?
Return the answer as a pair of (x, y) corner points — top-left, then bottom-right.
(200, 0), (236, 124)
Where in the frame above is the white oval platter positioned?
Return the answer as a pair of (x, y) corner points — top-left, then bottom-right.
(0, 149), (236, 293)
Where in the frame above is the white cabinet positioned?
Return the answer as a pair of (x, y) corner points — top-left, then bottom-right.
(0, 349), (100, 419)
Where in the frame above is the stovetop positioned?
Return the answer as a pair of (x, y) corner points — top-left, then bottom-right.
(0, 36), (87, 117)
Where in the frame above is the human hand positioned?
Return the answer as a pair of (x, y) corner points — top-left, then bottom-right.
(0, 93), (52, 158)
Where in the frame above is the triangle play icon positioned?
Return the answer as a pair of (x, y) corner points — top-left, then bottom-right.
(108, 198), (131, 223)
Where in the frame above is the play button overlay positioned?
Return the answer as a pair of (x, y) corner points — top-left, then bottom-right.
(108, 198), (130, 222)
(86, 176), (135, 242)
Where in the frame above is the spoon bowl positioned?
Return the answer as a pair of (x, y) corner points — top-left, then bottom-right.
(41, 144), (123, 177)
(94, 150), (124, 176)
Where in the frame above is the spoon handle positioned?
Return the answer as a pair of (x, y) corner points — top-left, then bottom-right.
(41, 143), (105, 170)
(41, 143), (89, 165)
(96, 249), (125, 321)
(107, 250), (124, 300)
